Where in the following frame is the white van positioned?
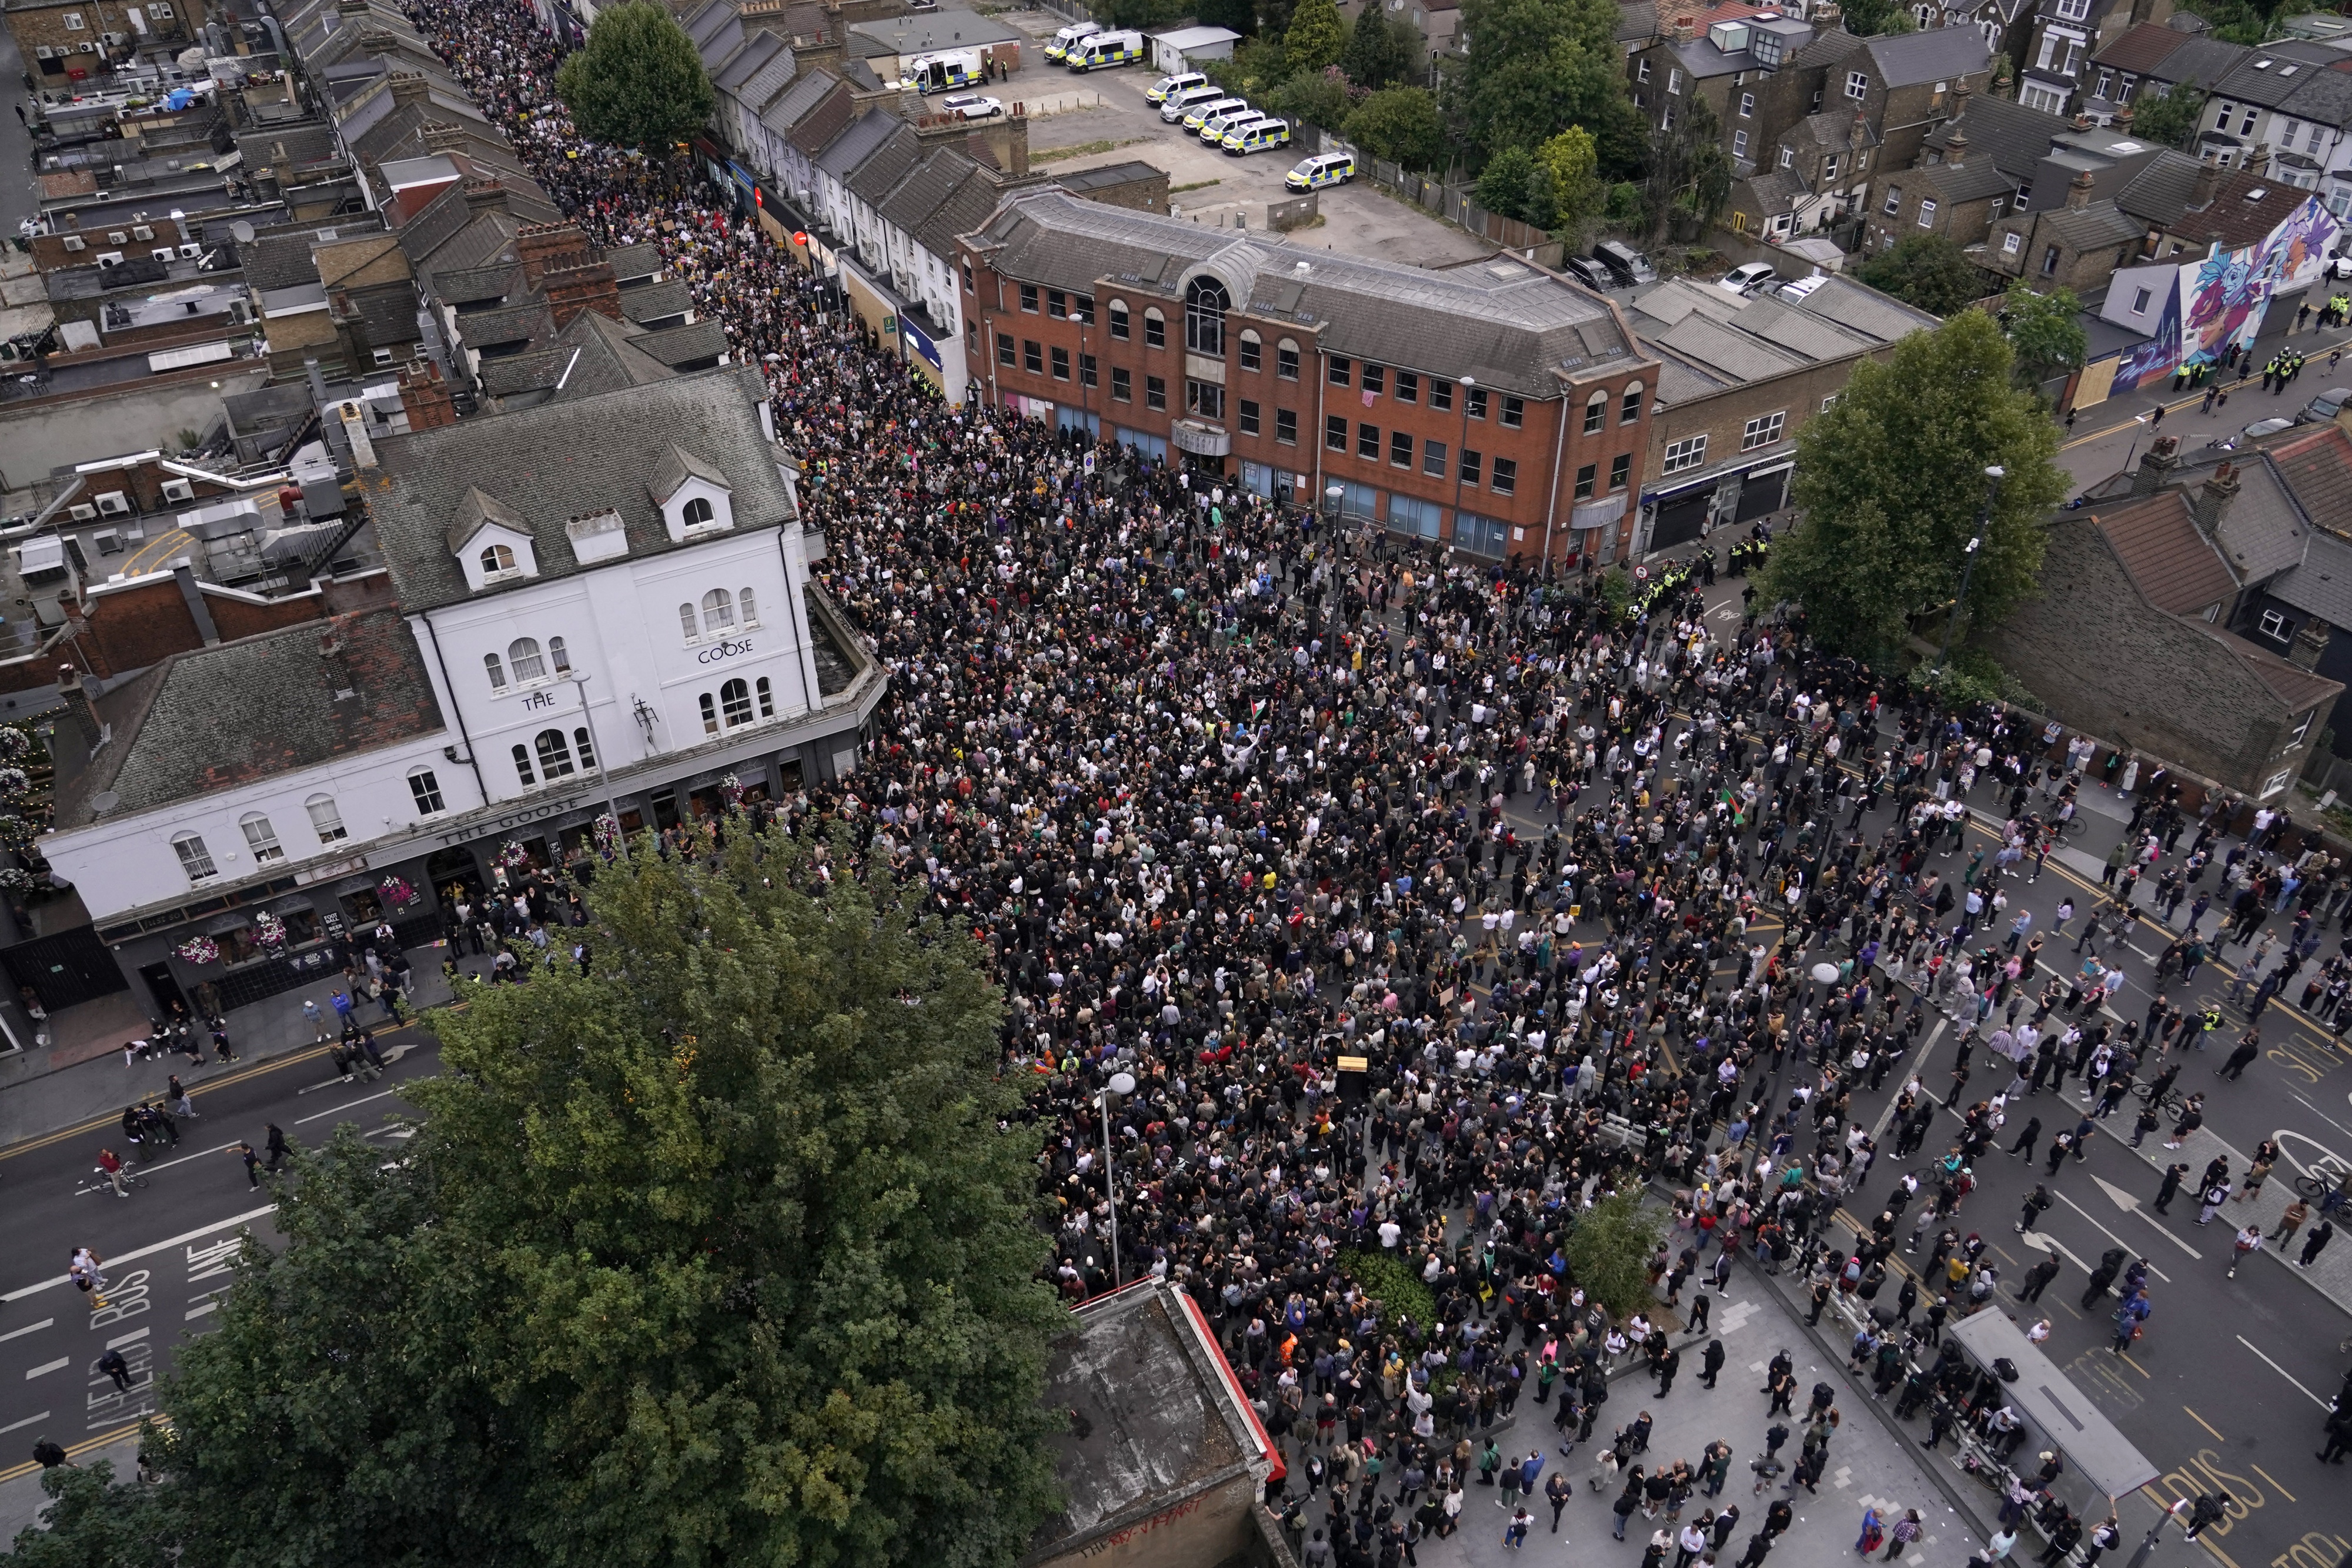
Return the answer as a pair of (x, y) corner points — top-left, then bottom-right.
(1067, 28), (1144, 69)
(1160, 82), (1223, 121)
(1222, 116), (1291, 155)
(1184, 95), (1250, 134)
(1147, 69), (1207, 103)
(1197, 101), (1258, 142)
(1043, 19), (1098, 62)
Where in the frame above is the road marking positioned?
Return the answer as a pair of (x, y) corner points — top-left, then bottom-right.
(24, 1358), (66, 1379)
(2289, 1092), (2352, 1141)
(76, 1138), (243, 1186)
(2249, 1464), (2296, 1503)
(0, 1413), (46, 1436)
(293, 1088), (405, 1125)
(2017, 1229), (2093, 1272)
(2087, 1174), (2201, 1258)
(0, 1319), (52, 1343)
(104, 1328), (148, 1350)
(183, 1302), (216, 1320)
(2054, 1189), (2176, 1278)
(0, 1415), (169, 1485)
(2234, 1334), (2329, 1408)
(2117, 1350), (2151, 1379)
(2184, 1406), (2225, 1443)
(0, 1205), (278, 1302)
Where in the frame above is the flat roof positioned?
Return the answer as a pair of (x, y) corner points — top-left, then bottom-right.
(1949, 1310), (2159, 1498)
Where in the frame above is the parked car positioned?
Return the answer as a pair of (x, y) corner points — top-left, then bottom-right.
(2298, 386), (2351, 424)
(938, 93), (1004, 120)
(1593, 240), (1656, 287)
(2209, 416), (2297, 452)
(1562, 255), (1613, 291)
(1718, 262), (1777, 295)
(1773, 273), (1829, 302)
(1284, 152), (1355, 190)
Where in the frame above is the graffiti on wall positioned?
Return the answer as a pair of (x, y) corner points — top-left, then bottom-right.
(2110, 192), (2343, 396)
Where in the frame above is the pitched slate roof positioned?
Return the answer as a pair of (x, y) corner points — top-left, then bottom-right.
(1922, 158), (2017, 202)
(634, 317), (731, 368)
(2092, 20), (2194, 75)
(2170, 168), (2320, 251)
(2114, 149), (2209, 226)
(475, 308), (677, 402)
(817, 109), (902, 181)
(2271, 423), (2352, 538)
(1923, 94), (2053, 180)
(2270, 527), (2352, 626)
(54, 609), (446, 829)
(2278, 61), (2352, 132)
(2040, 199), (2148, 251)
(966, 190), (1639, 398)
(1866, 25), (1992, 86)
(619, 279), (694, 325)
(370, 366), (795, 613)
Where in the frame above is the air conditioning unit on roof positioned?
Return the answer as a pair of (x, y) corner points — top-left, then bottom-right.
(159, 477), (194, 503)
(68, 504), (97, 522)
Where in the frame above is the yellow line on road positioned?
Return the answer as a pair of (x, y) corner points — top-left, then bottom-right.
(2184, 1406), (2226, 1443)
(0, 1415), (167, 1486)
(2250, 1463), (2295, 1503)
(118, 528), (191, 578)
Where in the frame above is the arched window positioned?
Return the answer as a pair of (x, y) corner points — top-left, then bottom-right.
(1238, 327), (1262, 371)
(548, 636), (571, 674)
(306, 794), (347, 843)
(1185, 276), (1230, 356)
(172, 831), (216, 882)
(507, 637), (546, 683)
(480, 543), (515, 576)
(681, 496), (716, 529)
(512, 744), (536, 787)
(1108, 298), (1130, 341)
(1142, 306), (1167, 349)
(240, 812), (283, 864)
(739, 587), (758, 627)
(484, 652), (507, 690)
(700, 693), (720, 735)
(679, 603), (700, 642)
(721, 678), (753, 727)
(1585, 388), (1609, 435)
(1621, 380), (1645, 425)
(534, 728), (576, 778)
(573, 727), (596, 769)
(756, 676), (775, 718)
(701, 588), (735, 631)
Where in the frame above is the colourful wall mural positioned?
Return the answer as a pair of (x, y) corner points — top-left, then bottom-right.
(2107, 191), (2342, 397)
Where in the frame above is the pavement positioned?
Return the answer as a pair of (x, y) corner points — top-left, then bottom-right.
(0, 1429), (137, 1547)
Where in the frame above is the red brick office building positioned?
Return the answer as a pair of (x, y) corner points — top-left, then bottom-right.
(958, 190), (1659, 568)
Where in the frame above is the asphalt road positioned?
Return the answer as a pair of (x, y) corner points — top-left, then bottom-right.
(0, 1036), (437, 1483)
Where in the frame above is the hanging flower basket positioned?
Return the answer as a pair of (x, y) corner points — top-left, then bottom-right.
(175, 935), (220, 966)
(0, 768), (30, 799)
(253, 911), (288, 951)
(495, 840), (532, 872)
(592, 814), (624, 858)
(0, 727), (33, 762)
(720, 773), (746, 808)
(0, 816), (34, 848)
(0, 866), (34, 892)
(377, 874), (417, 908)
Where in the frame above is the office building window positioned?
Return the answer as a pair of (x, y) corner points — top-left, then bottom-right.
(1240, 399), (1261, 436)
(1111, 366), (1132, 401)
(1278, 339), (1299, 379)
(1396, 370), (1419, 403)
(1621, 381), (1644, 424)
(1423, 438), (1447, 476)
(1024, 340), (1042, 374)
(1051, 345), (1070, 380)
(1358, 422), (1379, 459)
(1081, 353), (1097, 387)
(1391, 429), (1414, 466)
(1609, 453), (1631, 490)
(1329, 356), (1352, 386)
(1575, 462), (1596, 499)
(1277, 408), (1298, 444)
(1327, 414), (1350, 451)
(1363, 363), (1386, 396)
(1110, 300), (1130, 340)
(1459, 448), (1482, 486)
(1430, 378), (1452, 412)
(1742, 411), (1785, 450)
(1585, 390), (1607, 434)
(1240, 330), (1261, 370)
(1144, 309), (1167, 349)
(1466, 386), (1488, 420)
(1019, 283), (1038, 312)
(1491, 457), (1516, 495)
(1188, 380), (1224, 420)
(1501, 394), (1524, 428)
(996, 332), (1014, 367)
(1146, 375), (1166, 410)
(1663, 434), (1708, 472)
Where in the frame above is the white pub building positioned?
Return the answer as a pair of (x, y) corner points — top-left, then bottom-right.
(38, 366), (882, 1017)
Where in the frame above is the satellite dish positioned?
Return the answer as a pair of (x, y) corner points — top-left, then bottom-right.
(1810, 962), (1840, 985)
(229, 220), (255, 243)
(91, 790), (119, 814)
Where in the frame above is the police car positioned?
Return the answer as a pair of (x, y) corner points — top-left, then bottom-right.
(1284, 152), (1355, 191)
(1221, 116), (1291, 155)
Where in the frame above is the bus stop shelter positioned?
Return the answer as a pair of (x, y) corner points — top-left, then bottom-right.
(1950, 1310), (2160, 1516)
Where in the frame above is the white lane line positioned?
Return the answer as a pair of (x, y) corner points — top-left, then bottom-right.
(2052, 1189), (2175, 1280)
(0, 1319), (52, 1344)
(0, 1205), (278, 1303)
(24, 1358), (67, 1380)
(2290, 1091), (2352, 1141)
(103, 1328), (148, 1350)
(0, 1413), (48, 1435)
(182, 1302), (216, 1321)
(75, 1139), (243, 1190)
(294, 1088), (403, 1126)
(2236, 1335), (2330, 1409)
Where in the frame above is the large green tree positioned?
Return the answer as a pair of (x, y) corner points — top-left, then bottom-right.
(1285, 0), (1348, 75)
(2001, 282), (2089, 391)
(554, 0), (717, 152)
(1856, 232), (1990, 316)
(1643, 92), (1731, 239)
(1760, 309), (2067, 660)
(1340, 4), (1424, 91)
(1343, 86), (1449, 169)
(1444, 0), (1628, 163)
(2127, 85), (2206, 149)
(15, 821), (1064, 1568)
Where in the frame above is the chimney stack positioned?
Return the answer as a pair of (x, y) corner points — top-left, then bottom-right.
(56, 664), (99, 747)
(2066, 168), (2096, 209)
(2130, 434), (2181, 496)
(2191, 459), (2241, 537)
(1946, 130), (1969, 166)
(2192, 152), (2221, 209)
(2290, 616), (2331, 671)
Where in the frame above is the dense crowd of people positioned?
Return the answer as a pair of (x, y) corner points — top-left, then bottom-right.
(380, 5), (2352, 1562)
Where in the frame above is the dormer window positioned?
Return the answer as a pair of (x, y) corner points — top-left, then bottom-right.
(448, 487), (537, 590)
(649, 444), (734, 541)
(683, 497), (716, 529)
(481, 543), (516, 576)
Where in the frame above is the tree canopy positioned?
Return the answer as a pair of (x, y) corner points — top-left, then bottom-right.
(1445, 0), (1627, 162)
(1643, 92), (1730, 239)
(2127, 84), (2206, 149)
(1855, 233), (1990, 316)
(2001, 282), (2089, 390)
(1760, 309), (2067, 660)
(1284, 0), (1348, 75)
(1339, 4), (1423, 91)
(12, 820), (1065, 1568)
(1343, 86), (1449, 170)
(554, 0), (716, 152)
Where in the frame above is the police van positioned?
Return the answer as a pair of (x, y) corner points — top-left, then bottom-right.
(1196, 101), (1259, 142)
(1147, 70), (1208, 103)
(1222, 116), (1291, 155)
(1043, 20), (1098, 62)
(1183, 95), (1249, 134)
(1067, 28), (1144, 69)
(1284, 151), (1355, 189)
(1159, 82), (1223, 121)
(900, 48), (983, 93)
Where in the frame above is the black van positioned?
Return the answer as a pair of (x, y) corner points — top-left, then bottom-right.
(1593, 240), (1657, 286)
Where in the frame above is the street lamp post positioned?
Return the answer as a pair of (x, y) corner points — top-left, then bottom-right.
(1936, 464), (2006, 678)
(1097, 1069), (1136, 1287)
